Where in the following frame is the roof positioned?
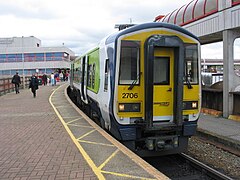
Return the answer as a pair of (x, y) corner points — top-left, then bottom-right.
(155, 0), (219, 26)
(106, 22), (199, 45)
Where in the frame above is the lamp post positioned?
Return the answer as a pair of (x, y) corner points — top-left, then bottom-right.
(21, 37), (25, 88)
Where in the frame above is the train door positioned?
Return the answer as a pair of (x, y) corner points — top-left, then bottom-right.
(145, 35), (184, 128)
(81, 56), (88, 104)
(153, 48), (174, 122)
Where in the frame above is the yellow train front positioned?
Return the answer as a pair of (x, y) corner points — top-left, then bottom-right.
(108, 23), (201, 156)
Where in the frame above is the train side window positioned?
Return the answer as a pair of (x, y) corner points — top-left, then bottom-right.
(87, 64), (92, 87)
(119, 40), (140, 85)
(185, 44), (198, 84)
(104, 59), (109, 91)
(92, 63), (95, 89)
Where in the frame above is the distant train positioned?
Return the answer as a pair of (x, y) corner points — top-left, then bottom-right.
(69, 22), (201, 156)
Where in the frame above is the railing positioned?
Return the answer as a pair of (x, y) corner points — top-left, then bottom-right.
(202, 88), (223, 111)
(231, 92), (240, 115)
(202, 88), (240, 115)
(0, 76), (31, 96)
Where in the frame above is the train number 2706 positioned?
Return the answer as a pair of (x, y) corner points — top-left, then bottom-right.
(122, 93), (138, 99)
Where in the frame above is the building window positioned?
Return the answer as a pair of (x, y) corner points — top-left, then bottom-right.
(46, 52), (64, 61)
(24, 53), (35, 62)
(35, 53), (44, 61)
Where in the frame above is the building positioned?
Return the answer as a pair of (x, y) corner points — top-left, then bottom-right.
(0, 36), (75, 77)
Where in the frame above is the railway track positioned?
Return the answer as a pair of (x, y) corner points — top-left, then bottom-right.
(144, 153), (233, 180)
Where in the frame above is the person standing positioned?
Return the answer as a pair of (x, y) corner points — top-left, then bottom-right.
(29, 74), (39, 98)
(50, 73), (55, 86)
(59, 72), (64, 82)
(12, 72), (21, 94)
(42, 73), (48, 86)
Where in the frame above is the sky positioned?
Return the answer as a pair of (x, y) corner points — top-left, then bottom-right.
(0, 0), (239, 59)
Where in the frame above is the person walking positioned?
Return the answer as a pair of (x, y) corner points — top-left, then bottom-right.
(12, 72), (21, 94)
(29, 74), (39, 98)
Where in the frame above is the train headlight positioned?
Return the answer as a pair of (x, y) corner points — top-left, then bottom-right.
(192, 102), (197, 108)
(183, 101), (198, 110)
(119, 104), (125, 111)
(118, 103), (141, 112)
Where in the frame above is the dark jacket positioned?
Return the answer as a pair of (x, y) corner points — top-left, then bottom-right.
(12, 74), (21, 84)
(29, 76), (39, 90)
(42, 74), (47, 82)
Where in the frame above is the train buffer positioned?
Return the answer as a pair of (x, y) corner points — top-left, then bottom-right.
(0, 83), (168, 180)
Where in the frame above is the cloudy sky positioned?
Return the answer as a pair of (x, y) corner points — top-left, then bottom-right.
(0, 0), (239, 58)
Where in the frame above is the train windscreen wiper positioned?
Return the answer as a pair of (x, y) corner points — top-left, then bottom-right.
(185, 75), (193, 89)
(128, 72), (142, 90)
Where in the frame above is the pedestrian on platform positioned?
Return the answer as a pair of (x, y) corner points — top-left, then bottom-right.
(54, 72), (58, 85)
(50, 73), (55, 86)
(29, 73), (39, 98)
(11, 72), (21, 94)
(59, 72), (64, 82)
(42, 73), (48, 86)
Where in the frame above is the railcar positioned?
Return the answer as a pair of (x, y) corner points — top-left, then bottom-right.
(70, 22), (201, 156)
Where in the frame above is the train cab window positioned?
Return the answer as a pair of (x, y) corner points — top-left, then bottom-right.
(154, 57), (170, 85)
(185, 44), (198, 84)
(119, 40), (140, 85)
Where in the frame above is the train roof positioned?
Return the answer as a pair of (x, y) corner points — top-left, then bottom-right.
(105, 22), (199, 45)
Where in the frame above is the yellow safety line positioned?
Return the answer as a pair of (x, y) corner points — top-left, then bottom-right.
(54, 105), (67, 108)
(78, 140), (115, 147)
(101, 170), (156, 180)
(66, 117), (84, 124)
(49, 85), (105, 180)
(67, 124), (94, 128)
(77, 129), (96, 140)
(61, 116), (80, 119)
(64, 86), (169, 180)
(62, 84), (169, 180)
(98, 149), (119, 170)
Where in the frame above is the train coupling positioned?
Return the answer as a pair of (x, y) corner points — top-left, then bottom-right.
(145, 136), (179, 150)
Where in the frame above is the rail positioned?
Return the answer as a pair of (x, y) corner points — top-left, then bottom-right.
(0, 76), (31, 96)
(180, 153), (233, 180)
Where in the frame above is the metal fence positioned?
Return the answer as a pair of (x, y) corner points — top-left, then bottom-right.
(0, 76), (31, 96)
(202, 88), (240, 115)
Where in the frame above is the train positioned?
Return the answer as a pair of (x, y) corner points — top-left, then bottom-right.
(69, 22), (201, 156)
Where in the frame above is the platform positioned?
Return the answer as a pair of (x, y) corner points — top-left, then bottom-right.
(0, 83), (168, 180)
(197, 113), (240, 150)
